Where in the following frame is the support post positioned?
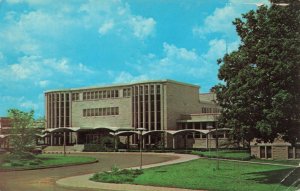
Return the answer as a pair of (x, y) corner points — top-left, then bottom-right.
(50, 133), (53, 146)
(173, 136), (175, 149)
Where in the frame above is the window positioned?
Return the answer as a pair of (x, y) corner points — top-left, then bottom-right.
(288, 147), (294, 159)
(111, 90), (115, 98)
(83, 107), (119, 117)
(195, 133), (201, 138)
(115, 90), (119, 98)
(150, 85), (155, 95)
(260, 146), (266, 158)
(266, 146), (272, 158)
(72, 93), (79, 101)
(107, 90), (111, 98)
(99, 91), (103, 99)
(91, 92), (95, 99)
(156, 85), (160, 94)
(296, 146), (300, 158)
(123, 89), (127, 97)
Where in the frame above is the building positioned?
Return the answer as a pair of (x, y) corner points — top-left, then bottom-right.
(250, 137), (300, 160)
(0, 117), (12, 149)
(44, 80), (229, 149)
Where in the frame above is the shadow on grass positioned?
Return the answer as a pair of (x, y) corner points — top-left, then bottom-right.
(246, 167), (300, 187)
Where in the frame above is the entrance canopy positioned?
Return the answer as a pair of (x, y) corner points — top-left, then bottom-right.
(44, 126), (134, 134)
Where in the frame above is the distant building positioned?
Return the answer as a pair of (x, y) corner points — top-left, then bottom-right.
(0, 117), (12, 148)
(251, 137), (300, 160)
(44, 80), (228, 149)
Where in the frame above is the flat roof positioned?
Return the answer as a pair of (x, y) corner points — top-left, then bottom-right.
(45, 79), (200, 93)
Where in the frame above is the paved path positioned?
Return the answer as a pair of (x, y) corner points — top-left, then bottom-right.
(57, 153), (203, 191)
(0, 152), (178, 191)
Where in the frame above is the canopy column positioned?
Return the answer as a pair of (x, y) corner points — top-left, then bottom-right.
(173, 135), (176, 149)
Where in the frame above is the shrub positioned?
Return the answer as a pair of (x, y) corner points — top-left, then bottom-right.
(90, 166), (143, 183)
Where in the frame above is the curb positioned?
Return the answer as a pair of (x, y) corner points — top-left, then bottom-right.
(0, 159), (98, 172)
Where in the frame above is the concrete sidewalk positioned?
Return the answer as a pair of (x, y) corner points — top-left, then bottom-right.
(56, 153), (205, 191)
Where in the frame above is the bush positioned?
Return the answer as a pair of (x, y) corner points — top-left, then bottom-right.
(90, 166), (143, 183)
(11, 161), (25, 167)
(84, 136), (117, 152)
(4, 152), (36, 162)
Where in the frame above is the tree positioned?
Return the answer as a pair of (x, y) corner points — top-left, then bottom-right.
(8, 109), (37, 154)
(215, 0), (300, 145)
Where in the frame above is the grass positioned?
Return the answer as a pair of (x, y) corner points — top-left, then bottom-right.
(132, 158), (299, 191)
(0, 154), (97, 170)
(90, 166), (143, 183)
(192, 150), (251, 160)
(192, 150), (300, 166)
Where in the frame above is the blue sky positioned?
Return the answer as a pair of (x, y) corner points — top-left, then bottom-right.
(0, 0), (268, 117)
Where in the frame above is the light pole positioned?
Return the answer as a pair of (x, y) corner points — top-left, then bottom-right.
(207, 126), (214, 159)
(137, 128), (146, 170)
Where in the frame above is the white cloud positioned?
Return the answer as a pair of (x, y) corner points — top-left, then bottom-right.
(112, 42), (213, 84)
(0, 95), (38, 111)
(193, 0), (269, 39)
(129, 16), (156, 39)
(113, 71), (149, 83)
(163, 43), (197, 61)
(0, 55), (93, 83)
(36, 80), (50, 88)
(20, 100), (38, 110)
(98, 20), (114, 35)
(204, 39), (240, 61)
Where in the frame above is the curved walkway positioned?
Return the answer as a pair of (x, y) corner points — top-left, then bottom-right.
(57, 153), (203, 191)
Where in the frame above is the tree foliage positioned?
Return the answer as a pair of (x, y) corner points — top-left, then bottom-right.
(8, 109), (37, 153)
(215, 0), (300, 144)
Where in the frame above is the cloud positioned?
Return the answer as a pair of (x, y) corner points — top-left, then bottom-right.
(112, 71), (149, 83)
(111, 42), (213, 84)
(78, 0), (156, 39)
(0, 55), (93, 83)
(98, 20), (115, 35)
(0, 96), (38, 112)
(129, 16), (156, 39)
(193, 0), (269, 39)
(204, 39), (240, 61)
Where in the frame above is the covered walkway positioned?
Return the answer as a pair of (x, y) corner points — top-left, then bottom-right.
(42, 127), (231, 150)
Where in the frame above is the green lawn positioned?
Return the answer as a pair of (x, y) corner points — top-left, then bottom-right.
(192, 150), (251, 160)
(0, 154), (97, 170)
(133, 159), (298, 191)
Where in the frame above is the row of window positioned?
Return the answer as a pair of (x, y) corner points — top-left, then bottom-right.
(72, 88), (132, 101)
(83, 107), (119, 117)
(133, 85), (161, 95)
(202, 107), (220, 113)
(83, 90), (119, 100)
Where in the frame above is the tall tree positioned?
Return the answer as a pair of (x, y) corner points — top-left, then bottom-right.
(215, 0), (300, 145)
(8, 109), (36, 154)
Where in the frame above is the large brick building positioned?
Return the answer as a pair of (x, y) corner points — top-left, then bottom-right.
(44, 80), (228, 149)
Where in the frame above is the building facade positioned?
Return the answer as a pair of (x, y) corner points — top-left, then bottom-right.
(44, 80), (226, 149)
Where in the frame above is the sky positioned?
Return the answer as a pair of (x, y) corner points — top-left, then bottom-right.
(0, 0), (268, 118)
